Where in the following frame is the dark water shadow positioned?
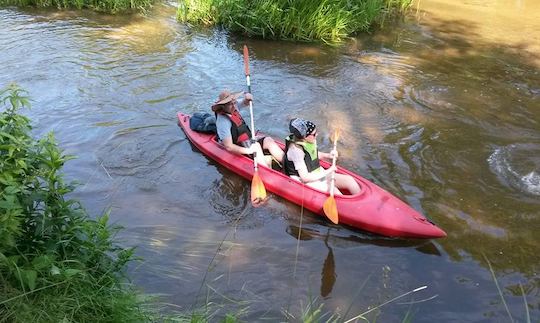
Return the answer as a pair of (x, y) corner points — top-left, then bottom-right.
(229, 37), (344, 77)
(286, 224), (441, 255)
(185, 139), (283, 230)
(14, 4), (165, 29)
(286, 224), (441, 299)
(320, 229), (336, 298)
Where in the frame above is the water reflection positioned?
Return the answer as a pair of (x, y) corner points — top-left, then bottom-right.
(321, 230), (336, 298)
(206, 166), (250, 221)
(286, 224), (442, 299)
(229, 40), (343, 77)
(286, 225), (441, 255)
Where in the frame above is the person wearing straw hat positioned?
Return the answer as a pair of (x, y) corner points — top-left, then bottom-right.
(284, 118), (360, 195)
(211, 89), (284, 167)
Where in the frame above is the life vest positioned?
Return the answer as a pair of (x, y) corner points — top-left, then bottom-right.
(283, 135), (321, 177)
(216, 109), (251, 145)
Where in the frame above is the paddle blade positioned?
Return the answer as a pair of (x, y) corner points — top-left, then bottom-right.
(323, 196), (339, 224)
(251, 171), (267, 207)
(331, 129), (340, 145)
(243, 45), (250, 76)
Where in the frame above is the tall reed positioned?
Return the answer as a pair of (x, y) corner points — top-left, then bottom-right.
(177, 0), (413, 43)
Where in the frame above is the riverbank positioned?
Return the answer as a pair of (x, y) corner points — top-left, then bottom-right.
(0, 0), (152, 13)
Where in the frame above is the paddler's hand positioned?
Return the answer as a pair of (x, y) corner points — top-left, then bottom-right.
(325, 165), (337, 176)
(244, 144), (255, 155)
(242, 92), (253, 106)
(244, 142), (261, 155)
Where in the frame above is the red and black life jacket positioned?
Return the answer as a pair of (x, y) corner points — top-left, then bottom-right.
(216, 109), (251, 145)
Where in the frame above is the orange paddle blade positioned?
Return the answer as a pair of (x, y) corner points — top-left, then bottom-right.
(331, 129), (340, 144)
(323, 196), (338, 224)
(251, 171), (267, 207)
(243, 45), (250, 76)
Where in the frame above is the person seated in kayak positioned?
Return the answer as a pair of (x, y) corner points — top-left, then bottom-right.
(211, 90), (284, 167)
(284, 118), (361, 195)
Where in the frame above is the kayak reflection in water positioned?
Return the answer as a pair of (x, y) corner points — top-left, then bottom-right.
(283, 118), (361, 195)
(211, 89), (284, 168)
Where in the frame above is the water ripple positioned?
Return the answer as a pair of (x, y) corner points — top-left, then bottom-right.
(488, 144), (540, 196)
(96, 124), (174, 177)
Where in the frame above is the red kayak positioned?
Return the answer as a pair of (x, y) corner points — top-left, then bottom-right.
(177, 113), (446, 239)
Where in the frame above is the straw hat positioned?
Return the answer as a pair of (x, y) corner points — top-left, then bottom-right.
(215, 90), (242, 105)
(211, 90), (242, 112)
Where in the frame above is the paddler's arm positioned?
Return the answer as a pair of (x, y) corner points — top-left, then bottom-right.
(297, 165), (336, 183)
(222, 136), (255, 155)
(233, 92), (253, 110)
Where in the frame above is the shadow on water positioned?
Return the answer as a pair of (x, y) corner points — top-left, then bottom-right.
(185, 138), (283, 229)
(286, 223), (442, 299)
(286, 224), (441, 256)
(228, 38), (344, 77)
(321, 231), (336, 298)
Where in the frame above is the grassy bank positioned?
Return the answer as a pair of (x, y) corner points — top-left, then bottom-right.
(0, 0), (153, 14)
(177, 0), (413, 44)
(0, 84), (155, 322)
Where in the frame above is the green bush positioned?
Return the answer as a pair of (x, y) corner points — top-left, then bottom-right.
(0, 84), (150, 322)
(177, 0), (413, 44)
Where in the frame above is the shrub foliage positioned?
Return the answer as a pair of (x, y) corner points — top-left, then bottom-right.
(0, 84), (148, 322)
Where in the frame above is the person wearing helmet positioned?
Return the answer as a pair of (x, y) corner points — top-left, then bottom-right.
(284, 118), (360, 195)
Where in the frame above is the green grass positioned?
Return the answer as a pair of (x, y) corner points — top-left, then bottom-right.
(177, 0), (413, 44)
(0, 0), (153, 14)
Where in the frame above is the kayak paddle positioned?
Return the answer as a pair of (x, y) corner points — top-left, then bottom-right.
(323, 130), (340, 224)
(243, 45), (267, 206)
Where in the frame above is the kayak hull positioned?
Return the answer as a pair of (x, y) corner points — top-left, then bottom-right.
(177, 113), (446, 239)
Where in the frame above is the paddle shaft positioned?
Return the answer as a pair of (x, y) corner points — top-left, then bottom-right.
(322, 130), (340, 224)
(243, 45), (258, 171)
(245, 76), (256, 140)
(329, 137), (338, 196)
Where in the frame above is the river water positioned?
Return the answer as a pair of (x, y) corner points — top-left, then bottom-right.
(0, 1), (538, 321)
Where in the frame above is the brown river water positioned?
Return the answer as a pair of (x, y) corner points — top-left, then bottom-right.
(1, 1), (539, 321)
